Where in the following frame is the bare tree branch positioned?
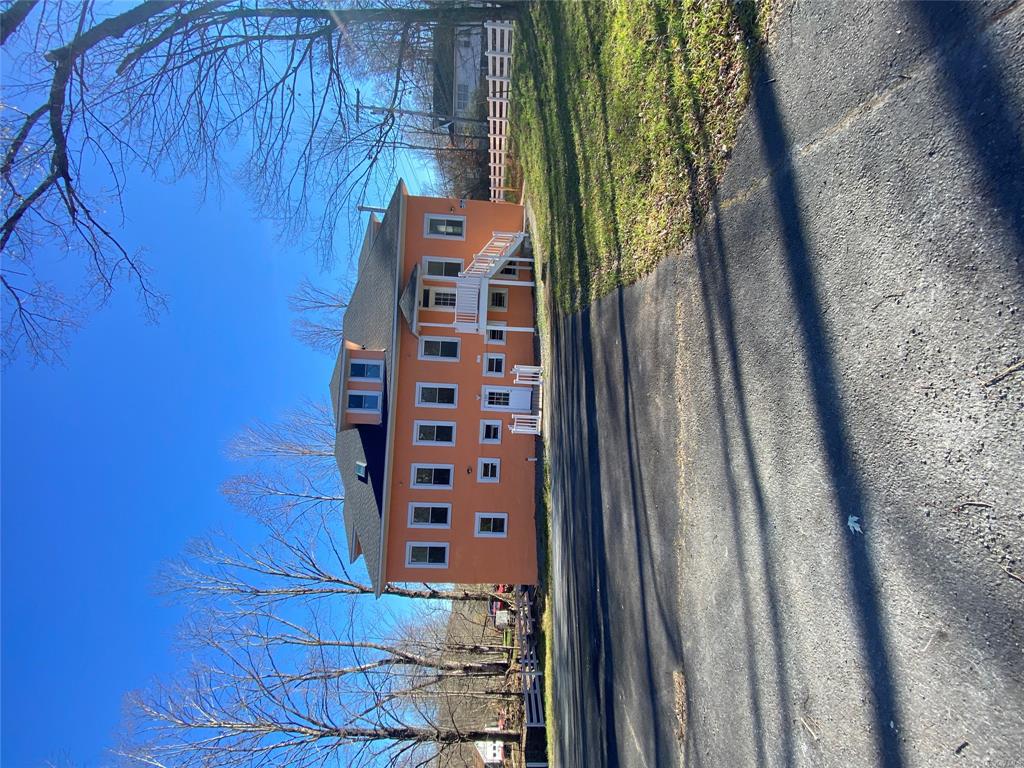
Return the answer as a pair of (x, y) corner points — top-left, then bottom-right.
(1, 1), (522, 364)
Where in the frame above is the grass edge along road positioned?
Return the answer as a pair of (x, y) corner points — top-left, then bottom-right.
(515, 1), (773, 762)
(512, 0), (773, 311)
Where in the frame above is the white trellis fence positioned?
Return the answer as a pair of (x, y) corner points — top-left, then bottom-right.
(485, 20), (514, 202)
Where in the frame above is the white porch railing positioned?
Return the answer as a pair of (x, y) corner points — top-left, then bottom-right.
(513, 364), (542, 385)
(454, 277), (481, 328)
(510, 414), (541, 435)
(485, 21), (514, 202)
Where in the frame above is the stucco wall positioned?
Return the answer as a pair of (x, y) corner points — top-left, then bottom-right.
(385, 195), (538, 585)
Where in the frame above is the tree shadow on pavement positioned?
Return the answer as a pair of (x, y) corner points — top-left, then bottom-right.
(913, 1), (1024, 284)
(742, 46), (908, 768)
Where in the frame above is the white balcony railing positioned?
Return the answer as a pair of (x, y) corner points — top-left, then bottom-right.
(510, 414), (541, 435)
(452, 231), (528, 334)
(513, 364), (542, 385)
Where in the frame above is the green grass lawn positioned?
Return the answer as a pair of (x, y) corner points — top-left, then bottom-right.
(512, 0), (772, 310)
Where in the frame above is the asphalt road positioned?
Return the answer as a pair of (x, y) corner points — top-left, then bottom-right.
(542, 2), (1024, 767)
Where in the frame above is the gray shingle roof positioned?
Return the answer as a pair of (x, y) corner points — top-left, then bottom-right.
(330, 182), (405, 594)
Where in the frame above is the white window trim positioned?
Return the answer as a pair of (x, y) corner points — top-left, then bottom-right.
(481, 386), (515, 412)
(407, 502), (452, 529)
(483, 352), (505, 378)
(488, 288), (509, 312)
(474, 512), (509, 538)
(422, 287), (457, 311)
(480, 419), (503, 445)
(486, 321), (507, 346)
(405, 541), (450, 569)
(349, 360), (383, 383)
(415, 382), (458, 409)
(423, 213), (466, 240)
(346, 389), (382, 413)
(413, 420), (457, 447)
(422, 256), (464, 281)
(477, 458), (501, 484)
(419, 335), (461, 362)
(411, 463), (455, 490)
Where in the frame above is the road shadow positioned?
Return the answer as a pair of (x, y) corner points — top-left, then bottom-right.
(740, 34), (907, 768)
(912, 1), (1024, 284)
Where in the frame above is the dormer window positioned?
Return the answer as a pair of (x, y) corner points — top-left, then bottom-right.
(347, 391), (381, 413)
(350, 361), (383, 381)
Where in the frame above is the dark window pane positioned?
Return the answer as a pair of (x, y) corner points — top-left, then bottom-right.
(435, 425), (454, 442)
(427, 546), (447, 564)
(428, 218), (463, 237)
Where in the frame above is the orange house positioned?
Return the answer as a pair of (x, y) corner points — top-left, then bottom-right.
(329, 181), (540, 593)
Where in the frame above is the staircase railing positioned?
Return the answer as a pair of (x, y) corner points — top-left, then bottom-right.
(452, 231), (528, 333)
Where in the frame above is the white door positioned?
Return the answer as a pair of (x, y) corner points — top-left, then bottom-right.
(509, 386), (532, 411)
(482, 386), (533, 412)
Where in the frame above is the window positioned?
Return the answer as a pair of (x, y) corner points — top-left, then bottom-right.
(423, 257), (463, 278)
(416, 383), (457, 408)
(486, 322), (506, 345)
(349, 360), (383, 381)
(475, 513), (508, 538)
(411, 464), (454, 489)
(480, 420), (502, 444)
(499, 265), (518, 277)
(419, 336), (460, 361)
(422, 288), (456, 309)
(456, 83), (470, 111)
(485, 390), (510, 408)
(477, 458), (500, 483)
(406, 542), (449, 568)
(424, 214), (466, 240)
(483, 353), (505, 378)
(408, 503), (451, 528)
(347, 391), (381, 412)
(488, 288), (508, 311)
(413, 421), (456, 446)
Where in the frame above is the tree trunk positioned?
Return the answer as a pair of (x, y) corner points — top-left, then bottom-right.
(0, 0), (39, 46)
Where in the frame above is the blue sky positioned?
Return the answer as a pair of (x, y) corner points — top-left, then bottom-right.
(1, 145), (434, 765)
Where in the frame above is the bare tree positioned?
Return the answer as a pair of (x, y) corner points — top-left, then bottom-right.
(288, 275), (350, 354)
(120, 603), (518, 768)
(163, 511), (514, 610)
(226, 398), (336, 476)
(1, 0), (520, 364)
